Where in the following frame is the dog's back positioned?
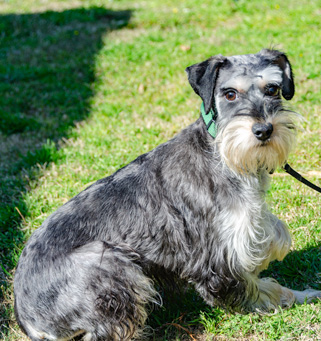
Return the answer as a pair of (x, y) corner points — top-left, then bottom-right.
(14, 119), (218, 340)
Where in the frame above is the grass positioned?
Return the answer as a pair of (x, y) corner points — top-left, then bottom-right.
(0, 0), (320, 339)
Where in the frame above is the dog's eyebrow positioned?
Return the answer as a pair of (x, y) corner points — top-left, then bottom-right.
(256, 66), (283, 83)
(220, 76), (254, 93)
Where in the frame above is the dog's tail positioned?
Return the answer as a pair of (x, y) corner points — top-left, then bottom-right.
(14, 241), (158, 341)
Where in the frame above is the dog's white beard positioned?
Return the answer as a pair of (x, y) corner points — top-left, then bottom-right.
(218, 112), (298, 175)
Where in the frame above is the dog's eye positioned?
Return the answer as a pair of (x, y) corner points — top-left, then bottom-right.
(225, 91), (237, 101)
(265, 85), (280, 97)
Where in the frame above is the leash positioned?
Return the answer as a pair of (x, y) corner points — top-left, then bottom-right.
(200, 103), (321, 193)
(283, 163), (321, 194)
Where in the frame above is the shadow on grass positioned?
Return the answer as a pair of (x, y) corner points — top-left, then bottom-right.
(262, 243), (321, 291)
(148, 289), (207, 340)
(0, 6), (131, 335)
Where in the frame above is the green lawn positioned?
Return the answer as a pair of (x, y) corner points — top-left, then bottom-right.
(0, 0), (320, 339)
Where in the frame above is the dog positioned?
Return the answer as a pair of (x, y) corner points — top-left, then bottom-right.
(14, 49), (321, 340)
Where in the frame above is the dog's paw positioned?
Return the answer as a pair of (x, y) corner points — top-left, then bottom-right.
(291, 288), (321, 304)
(280, 287), (296, 309)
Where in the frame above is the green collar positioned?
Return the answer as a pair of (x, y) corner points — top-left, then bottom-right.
(200, 102), (217, 139)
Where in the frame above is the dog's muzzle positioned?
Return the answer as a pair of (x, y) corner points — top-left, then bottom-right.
(252, 123), (273, 141)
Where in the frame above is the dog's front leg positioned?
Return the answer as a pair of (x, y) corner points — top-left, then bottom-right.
(193, 272), (297, 312)
(256, 215), (292, 273)
(256, 214), (321, 309)
(251, 277), (321, 311)
(270, 216), (292, 261)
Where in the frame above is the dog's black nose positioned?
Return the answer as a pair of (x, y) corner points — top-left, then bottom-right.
(252, 123), (273, 141)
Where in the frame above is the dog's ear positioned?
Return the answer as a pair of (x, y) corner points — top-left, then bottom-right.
(260, 49), (295, 100)
(186, 55), (226, 114)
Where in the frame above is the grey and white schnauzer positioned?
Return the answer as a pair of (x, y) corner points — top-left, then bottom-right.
(14, 49), (321, 340)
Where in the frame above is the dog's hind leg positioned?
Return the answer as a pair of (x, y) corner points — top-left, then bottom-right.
(67, 241), (158, 340)
(15, 241), (158, 341)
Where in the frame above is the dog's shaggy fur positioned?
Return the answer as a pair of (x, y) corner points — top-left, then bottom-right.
(14, 49), (320, 340)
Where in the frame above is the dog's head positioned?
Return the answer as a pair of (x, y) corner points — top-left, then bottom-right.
(186, 49), (298, 175)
